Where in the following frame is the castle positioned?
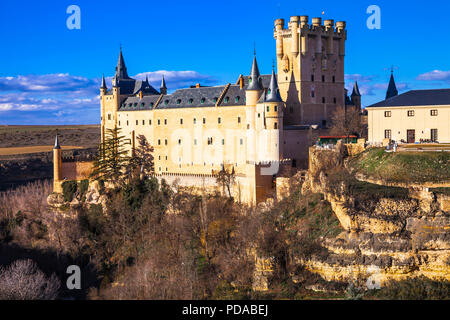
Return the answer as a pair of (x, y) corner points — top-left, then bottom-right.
(94, 15), (361, 204)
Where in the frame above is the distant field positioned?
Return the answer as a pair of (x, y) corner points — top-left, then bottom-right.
(0, 125), (100, 149)
(0, 145), (83, 156)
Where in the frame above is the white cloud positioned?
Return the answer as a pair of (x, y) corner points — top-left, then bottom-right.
(416, 70), (450, 82)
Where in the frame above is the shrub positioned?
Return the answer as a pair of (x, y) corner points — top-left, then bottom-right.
(0, 259), (60, 300)
(78, 179), (90, 200)
(62, 181), (78, 202)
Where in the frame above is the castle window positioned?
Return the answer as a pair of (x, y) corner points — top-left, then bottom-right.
(240, 139), (243, 145)
(274, 122), (278, 129)
(178, 139), (182, 145)
(194, 139), (197, 145)
(222, 139), (225, 145)
(333, 97), (337, 104)
(134, 103), (138, 107)
(431, 110), (438, 116)
(128, 103), (132, 107)
(385, 130), (392, 139)
(158, 119), (161, 125)
(149, 120), (152, 125)
(267, 89), (271, 95)
(267, 106), (270, 112)
(108, 114), (111, 120)
(311, 90), (315, 98)
(332, 76), (336, 83)
(158, 139), (161, 145)
(141, 103), (145, 107)
(322, 97), (326, 103)
(180, 119), (183, 125)
(164, 119), (167, 125)
(142, 120), (145, 125)
(224, 97), (229, 103)
(203, 118), (206, 124)
(407, 110), (415, 117)
(207, 137), (213, 145)
(118, 121), (121, 126)
(201, 98), (205, 104)
(165, 139), (168, 145)
(164, 100), (169, 105)
(193, 118), (197, 124)
(311, 75), (315, 82)
(127, 121), (129, 126)
(384, 111), (392, 117)
(177, 99), (181, 105)
(150, 102), (154, 107)
(235, 96), (240, 103)
(213, 97), (218, 103)
(258, 113), (260, 118)
(238, 117), (241, 123)
(159, 156), (161, 160)
(188, 99), (193, 105)
(218, 117), (221, 124)
(322, 75), (325, 82)
(274, 106), (278, 112)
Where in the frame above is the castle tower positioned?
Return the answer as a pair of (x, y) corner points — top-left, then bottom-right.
(386, 71), (398, 100)
(351, 81), (361, 109)
(160, 75), (167, 95)
(245, 54), (264, 106)
(53, 134), (62, 193)
(274, 16), (347, 126)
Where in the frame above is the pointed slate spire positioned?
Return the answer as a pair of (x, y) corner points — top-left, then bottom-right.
(160, 75), (167, 95)
(115, 47), (129, 79)
(266, 68), (282, 102)
(54, 134), (61, 149)
(386, 71), (398, 100)
(247, 54), (263, 91)
(101, 74), (107, 90)
(351, 81), (361, 97)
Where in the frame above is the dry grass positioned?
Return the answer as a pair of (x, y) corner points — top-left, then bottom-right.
(0, 146), (83, 156)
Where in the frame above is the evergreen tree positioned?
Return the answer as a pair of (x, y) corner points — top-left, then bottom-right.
(90, 127), (131, 184)
(126, 134), (155, 181)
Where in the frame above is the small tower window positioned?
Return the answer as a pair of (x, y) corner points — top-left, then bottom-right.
(203, 118), (206, 124)
(193, 118), (197, 124)
(274, 106), (278, 112)
(180, 119), (183, 125)
(165, 139), (168, 145)
(274, 122), (278, 129)
(267, 89), (271, 94)
(149, 120), (152, 125)
(164, 119), (167, 125)
(238, 117), (241, 123)
(158, 119), (161, 125)
(267, 106), (270, 112)
(218, 117), (221, 124)
(136, 120), (138, 125)
(178, 139), (182, 145)
(158, 139), (161, 145)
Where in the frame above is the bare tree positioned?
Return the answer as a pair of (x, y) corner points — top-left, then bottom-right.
(329, 106), (366, 138)
(0, 259), (60, 300)
(216, 164), (236, 199)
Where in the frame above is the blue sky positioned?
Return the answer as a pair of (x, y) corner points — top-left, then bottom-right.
(0, 0), (449, 124)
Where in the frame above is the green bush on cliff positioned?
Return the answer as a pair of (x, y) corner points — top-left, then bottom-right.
(367, 276), (450, 300)
(62, 180), (78, 202)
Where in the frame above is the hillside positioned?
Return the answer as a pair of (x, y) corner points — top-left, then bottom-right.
(348, 148), (450, 185)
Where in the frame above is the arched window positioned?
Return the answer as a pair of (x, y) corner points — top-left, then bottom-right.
(201, 98), (205, 104)
(224, 97), (229, 103)
(235, 96), (240, 103)
(164, 100), (169, 105)
(177, 99), (181, 105)
(188, 99), (193, 105)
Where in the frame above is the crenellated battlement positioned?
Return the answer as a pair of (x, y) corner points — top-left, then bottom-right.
(274, 15), (347, 39)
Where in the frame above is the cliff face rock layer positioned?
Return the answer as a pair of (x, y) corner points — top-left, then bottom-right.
(301, 144), (450, 286)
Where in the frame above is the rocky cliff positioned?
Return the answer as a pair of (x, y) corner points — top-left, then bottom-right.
(300, 143), (450, 287)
